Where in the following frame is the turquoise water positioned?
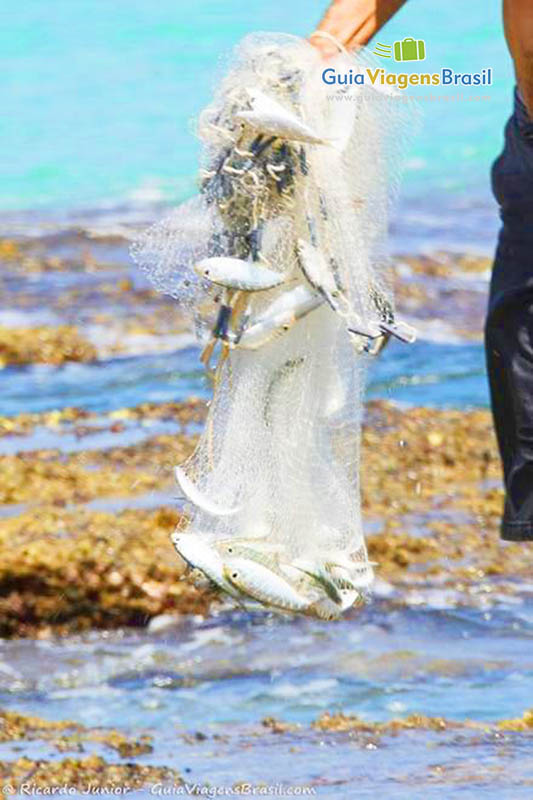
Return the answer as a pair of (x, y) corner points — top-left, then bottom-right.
(3, 0), (512, 249)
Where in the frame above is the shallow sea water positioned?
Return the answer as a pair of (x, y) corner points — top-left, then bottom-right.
(0, 232), (525, 796)
(1, 2), (526, 793)
(1, 598), (533, 797)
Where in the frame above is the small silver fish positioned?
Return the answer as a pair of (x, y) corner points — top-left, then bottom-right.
(327, 559), (375, 591)
(170, 532), (241, 599)
(297, 239), (379, 337)
(308, 589), (360, 620)
(194, 256), (286, 291)
(214, 541), (284, 578)
(236, 88), (331, 146)
(236, 285), (322, 350)
(223, 557), (312, 612)
(175, 466), (241, 517)
(307, 597), (343, 621)
(297, 239), (338, 300)
(336, 588), (360, 611)
(214, 539), (282, 559)
(291, 559), (343, 605)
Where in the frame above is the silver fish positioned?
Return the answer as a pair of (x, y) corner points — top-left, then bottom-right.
(236, 285), (322, 350)
(296, 240), (383, 339)
(223, 557), (312, 612)
(170, 532), (241, 599)
(263, 357), (305, 427)
(175, 466), (241, 517)
(291, 558), (344, 605)
(297, 239), (338, 300)
(327, 556), (375, 591)
(236, 88), (331, 146)
(308, 588), (360, 620)
(214, 541), (283, 574)
(308, 596), (343, 621)
(194, 256), (286, 292)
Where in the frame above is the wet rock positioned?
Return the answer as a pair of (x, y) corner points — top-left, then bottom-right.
(0, 754), (179, 791)
(0, 326), (97, 366)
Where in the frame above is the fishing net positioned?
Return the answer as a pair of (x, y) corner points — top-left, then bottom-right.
(132, 33), (414, 618)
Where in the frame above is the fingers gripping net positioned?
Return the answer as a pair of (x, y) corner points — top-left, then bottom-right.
(133, 34), (413, 619)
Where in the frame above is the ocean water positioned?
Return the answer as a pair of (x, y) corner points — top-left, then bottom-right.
(2, 0), (512, 252)
(3, 7), (527, 795)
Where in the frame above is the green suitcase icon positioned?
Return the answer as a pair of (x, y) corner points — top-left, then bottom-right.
(394, 38), (426, 62)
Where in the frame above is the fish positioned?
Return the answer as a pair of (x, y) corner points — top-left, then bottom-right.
(338, 589), (360, 611)
(214, 540), (283, 574)
(194, 256), (287, 292)
(291, 558), (344, 605)
(175, 466), (241, 517)
(236, 88), (331, 146)
(214, 538), (284, 556)
(223, 557), (313, 612)
(297, 240), (383, 340)
(297, 240), (338, 298)
(170, 532), (241, 599)
(263, 357), (305, 426)
(326, 557), (375, 590)
(308, 597), (343, 621)
(308, 588), (361, 620)
(236, 285), (322, 349)
(297, 239), (379, 332)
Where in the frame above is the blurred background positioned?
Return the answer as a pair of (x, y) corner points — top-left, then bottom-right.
(1, 3), (532, 797)
(3, 0), (511, 250)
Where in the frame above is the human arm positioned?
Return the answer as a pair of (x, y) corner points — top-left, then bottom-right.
(310, 0), (409, 57)
(504, 0), (533, 118)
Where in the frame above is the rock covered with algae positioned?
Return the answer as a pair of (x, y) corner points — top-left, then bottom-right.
(0, 399), (529, 636)
(0, 754), (179, 792)
(0, 710), (181, 793)
(0, 325), (97, 366)
(0, 710), (153, 757)
(0, 507), (214, 637)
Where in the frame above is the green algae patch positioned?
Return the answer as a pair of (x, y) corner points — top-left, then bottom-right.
(0, 326), (97, 367)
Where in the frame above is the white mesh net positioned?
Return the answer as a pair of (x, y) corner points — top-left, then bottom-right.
(132, 33), (415, 619)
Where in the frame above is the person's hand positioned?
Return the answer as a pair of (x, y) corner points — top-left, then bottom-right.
(309, 0), (408, 58)
(308, 32), (344, 60)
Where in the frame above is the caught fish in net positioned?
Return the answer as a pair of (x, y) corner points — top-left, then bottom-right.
(132, 32), (415, 619)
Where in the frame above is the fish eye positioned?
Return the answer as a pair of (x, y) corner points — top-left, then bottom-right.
(231, 572), (239, 579)
(204, 269), (210, 276)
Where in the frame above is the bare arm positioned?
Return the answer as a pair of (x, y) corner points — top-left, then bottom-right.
(504, 0), (533, 118)
(311, 0), (408, 56)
